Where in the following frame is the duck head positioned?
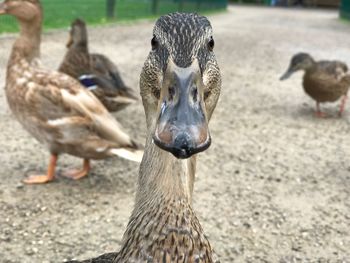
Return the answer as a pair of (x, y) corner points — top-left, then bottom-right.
(280, 52), (315, 80)
(66, 18), (88, 49)
(0, 0), (41, 21)
(140, 13), (221, 159)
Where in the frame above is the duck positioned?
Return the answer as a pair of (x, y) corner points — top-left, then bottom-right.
(58, 18), (138, 112)
(280, 52), (350, 117)
(67, 12), (222, 262)
(0, 0), (143, 184)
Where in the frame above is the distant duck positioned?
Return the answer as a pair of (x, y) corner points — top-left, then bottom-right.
(59, 18), (138, 112)
(0, 0), (143, 184)
(280, 53), (350, 117)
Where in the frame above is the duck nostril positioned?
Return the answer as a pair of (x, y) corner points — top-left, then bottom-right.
(191, 86), (198, 102)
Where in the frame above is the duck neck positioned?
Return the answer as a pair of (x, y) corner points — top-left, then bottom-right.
(9, 19), (42, 65)
(115, 103), (219, 261)
(304, 58), (316, 73)
(136, 135), (196, 205)
(71, 38), (89, 54)
(117, 133), (210, 261)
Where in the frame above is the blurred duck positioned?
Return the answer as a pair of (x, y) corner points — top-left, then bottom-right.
(0, 0), (143, 184)
(67, 12), (222, 262)
(280, 53), (350, 117)
(59, 18), (138, 112)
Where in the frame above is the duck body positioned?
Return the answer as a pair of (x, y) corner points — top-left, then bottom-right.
(0, 0), (142, 184)
(303, 61), (350, 103)
(68, 12), (221, 263)
(280, 53), (350, 116)
(59, 19), (137, 112)
(6, 57), (127, 160)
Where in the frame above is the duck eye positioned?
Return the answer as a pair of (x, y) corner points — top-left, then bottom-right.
(208, 37), (214, 51)
(151, 35), (158, 50)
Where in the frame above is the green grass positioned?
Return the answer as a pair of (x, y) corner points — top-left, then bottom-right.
(340, 11), (350, 21)
(0, 0), (227, 34)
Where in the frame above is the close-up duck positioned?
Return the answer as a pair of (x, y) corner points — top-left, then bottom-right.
(0, 0), (143, 184)
(280, 52), (350, 117)
(68, 12), (221, 262)
(59, 18), (138, 112)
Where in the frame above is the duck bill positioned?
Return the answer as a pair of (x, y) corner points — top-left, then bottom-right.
(0, 2), (7, 15)
(153, 59), (211, 159)
(280, 67), (295, 81)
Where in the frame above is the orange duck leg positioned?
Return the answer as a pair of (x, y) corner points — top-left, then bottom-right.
(23, 154), (58, 184)
(62, 159), (90, 180)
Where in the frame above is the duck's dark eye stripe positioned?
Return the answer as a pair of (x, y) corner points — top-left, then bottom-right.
(208, 37), (214, 51)
(151, 35), (158, 50)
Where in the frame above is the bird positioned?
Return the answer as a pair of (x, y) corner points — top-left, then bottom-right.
(280, 52), (350, 117)
(59, 18), (138, 112)
(0, 0), (143, 184)
(67, 12), (222, 263)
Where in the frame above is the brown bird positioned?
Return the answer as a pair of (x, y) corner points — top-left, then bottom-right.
(280, 52), (350, 117)
(59, 18), (138, 112)
(0, 0), (143, 184)
(67, 12), (222, 263)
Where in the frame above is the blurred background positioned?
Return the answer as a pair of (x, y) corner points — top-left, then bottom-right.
(0, 0), (349, 34)
(0, 0), (228, 33)
(0, 0), (350, 262)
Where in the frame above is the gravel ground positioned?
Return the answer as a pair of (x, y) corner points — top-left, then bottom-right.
(0, 5), (350, 263)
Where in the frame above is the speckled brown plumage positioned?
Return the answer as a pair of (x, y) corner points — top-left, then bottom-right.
(281, 53), (350, 116)
(59, 18), (138, 112)
(115, 194), (218, 262)
(0, 0), (143, 183)
(68, 12), (221, 263)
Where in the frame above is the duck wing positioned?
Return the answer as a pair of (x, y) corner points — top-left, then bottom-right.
(318, 60), (348, 77)
(26, 69), (143, 161)
(305, 67), (350, 97)
(90, 54), (138, 100)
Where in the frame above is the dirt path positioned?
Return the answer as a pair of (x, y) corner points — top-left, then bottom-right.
(0, 5), (349, 263)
